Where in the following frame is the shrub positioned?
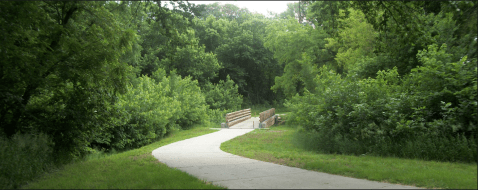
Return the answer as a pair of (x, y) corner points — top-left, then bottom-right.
(105, 75), (180, 150)
(288, 44), (477, 162)
(0, 133), (54, 189)
(207, 108), (229, 125)
(166, 71), (209, 129)
(403, 44), (477, 137)
(203, 75), (243, 111)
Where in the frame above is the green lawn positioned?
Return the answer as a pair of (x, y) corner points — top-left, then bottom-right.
(22, 124), (225, 189)
(220, 124), (477, 189)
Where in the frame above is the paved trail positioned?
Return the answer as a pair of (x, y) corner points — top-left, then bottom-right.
(152, 120), (420, 189)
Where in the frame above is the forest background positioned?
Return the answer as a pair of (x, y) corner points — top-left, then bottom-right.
(0, 1), (476, 188)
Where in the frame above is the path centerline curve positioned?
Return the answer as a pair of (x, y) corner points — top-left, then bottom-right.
(152, 122), (420, 189)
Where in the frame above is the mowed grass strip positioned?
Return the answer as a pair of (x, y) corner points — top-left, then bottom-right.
(220, 124), (477, 189)
(23, 125), (225, 189)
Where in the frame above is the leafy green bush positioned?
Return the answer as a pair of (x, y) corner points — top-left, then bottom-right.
(105, 75), (180, 150)
(0, 133), (54, 189)
(207, 108), (229, 125)
(288, 44), (477, 162)
(203, 75), (243, 111)
(165, 71), (209, 129)
(93, 68), (212, 151)
(403, 44), (477, 137)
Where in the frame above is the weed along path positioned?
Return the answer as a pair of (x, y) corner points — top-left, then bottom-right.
(152, 119), (420, 189)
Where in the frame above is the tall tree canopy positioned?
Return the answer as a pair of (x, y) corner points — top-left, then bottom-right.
(0, 1), (134, 156)
(1, 2), (476, 188)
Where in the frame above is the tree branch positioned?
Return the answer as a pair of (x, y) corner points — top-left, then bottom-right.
(62, 2), (77, 26)
(379, 1), (413, 34)
(7, 2), (80, 136)
(128, 2), (142, 28)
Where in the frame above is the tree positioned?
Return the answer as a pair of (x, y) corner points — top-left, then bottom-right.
(203, 75), (243, 111)
(324, 8), (378, 72)
(264, 17), (331, 98)
(157, 29), (222, 85)
(198, 2), (251, 23)
(192, 10), (281, 104)
(308, 1), (351, 37)
(276, 1), (311, 24)
(193, 15), (230, 53)
(0, 1), (134, 158)
(350, 1), (477, 76)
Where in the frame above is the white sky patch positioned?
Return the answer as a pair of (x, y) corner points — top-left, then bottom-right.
(188, 1), (297, 17)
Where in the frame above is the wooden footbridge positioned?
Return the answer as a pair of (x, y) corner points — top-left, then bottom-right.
(221, 108), (282, 129)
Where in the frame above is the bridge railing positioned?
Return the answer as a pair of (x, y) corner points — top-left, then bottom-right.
(223, 108), (251, 128)
(259, 108), (276, 128)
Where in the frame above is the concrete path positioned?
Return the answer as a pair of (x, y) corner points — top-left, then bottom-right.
(152, 123), (420, 189)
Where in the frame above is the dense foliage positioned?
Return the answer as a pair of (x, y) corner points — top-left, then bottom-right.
(0, 1), (243, 188)
(0, 0), (476, 189)
(282, 1), (477, 163)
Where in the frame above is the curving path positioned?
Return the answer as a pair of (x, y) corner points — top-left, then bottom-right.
(152, 120), (420, 189)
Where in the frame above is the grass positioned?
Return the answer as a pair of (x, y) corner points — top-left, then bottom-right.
(220, 124), (478, 189)
(22, 124), (226, 189)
